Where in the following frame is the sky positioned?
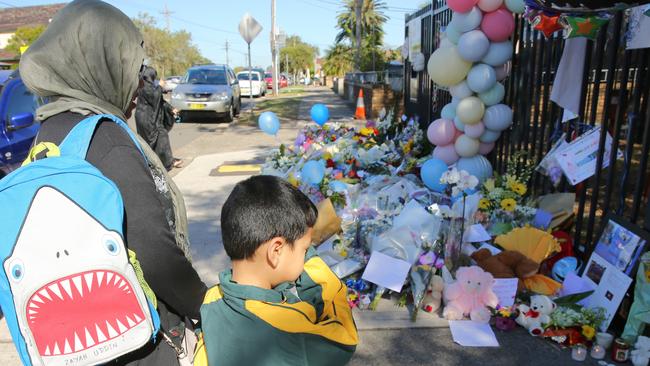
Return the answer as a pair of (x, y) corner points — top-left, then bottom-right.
(5, 0), (427, 69)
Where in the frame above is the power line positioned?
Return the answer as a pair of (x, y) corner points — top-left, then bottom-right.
(160, 3), (174, 31)
(0, 0), (18, 7)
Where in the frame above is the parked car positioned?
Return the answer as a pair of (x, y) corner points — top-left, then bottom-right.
(0, 71), (41, 179)
(170, 64), (241, 122)
(162, 75), (181, 93)
(264, 73), (288, 90)
(236, 71), (265, 98)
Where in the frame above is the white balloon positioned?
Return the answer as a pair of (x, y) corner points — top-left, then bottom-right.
(455, 135), (480, 158)
(458, 30), (490, 62)
(467, 64), (497, 93)
(452, 6), (483, 33)
(411, 52), (426, 72)
(483, 104), (513, 131)
(478, 82), (505, 106)
(457, 155), (493, 182)
(449, 80), (473, 99)
(505, 0), (526, 14)
(481, 41), (514, 66)
(478, 0), (504, 12)
(479, 129), (501, 143)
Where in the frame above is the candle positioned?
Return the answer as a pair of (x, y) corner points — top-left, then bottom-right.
(572, 345), (588, 361)
(590, 345), (606, 359)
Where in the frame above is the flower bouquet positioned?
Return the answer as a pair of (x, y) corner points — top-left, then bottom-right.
(542, 305), (606, 347)
(491, 305), (518, 331)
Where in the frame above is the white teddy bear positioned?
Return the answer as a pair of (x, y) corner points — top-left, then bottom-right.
(631, 336), (650, 366)
(516, 295), (556, 336)
(422, 275), (444, 314)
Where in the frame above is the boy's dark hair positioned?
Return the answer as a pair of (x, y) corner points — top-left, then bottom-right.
(221, 175), (318, 260)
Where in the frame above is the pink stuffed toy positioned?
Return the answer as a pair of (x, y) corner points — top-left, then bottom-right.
(443, 266), (499, 323)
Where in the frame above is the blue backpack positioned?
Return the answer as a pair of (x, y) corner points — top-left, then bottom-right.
(0, 115), (161, 366)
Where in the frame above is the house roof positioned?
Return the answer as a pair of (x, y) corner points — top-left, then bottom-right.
(0, 3), (67, 33)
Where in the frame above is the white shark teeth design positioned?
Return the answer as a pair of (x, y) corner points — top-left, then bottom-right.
(72, 276), (83, 297)
(44, 345), (51, 356)
(126, 316), (136, 327)
(84, 327), (95, 347)
(53, 342), (61, 356)
(74, 332), (84, 352)
(133, 313), (142, 323)
(60, 279), (73, 299)
(31, 294), (43, 304)
(95, 324), (107, 343)
(63, 339), (72, 354)
(48, 284), (63, 300)
(39, 289), (52, 301)
(96, 271), (104, 286)
(84, 272), (94, 291)
(106, 321), (118, 339)
(105, 272), (114, 285)
(116, 319), (128, 334)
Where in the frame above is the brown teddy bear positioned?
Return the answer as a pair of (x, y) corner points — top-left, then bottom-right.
(470, 248), (539, 293)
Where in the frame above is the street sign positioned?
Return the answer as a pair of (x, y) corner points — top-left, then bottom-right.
(238, 13), (263, 44)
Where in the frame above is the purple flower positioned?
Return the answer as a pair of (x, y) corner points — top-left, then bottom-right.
(294, 132), (306, 147)
(401, 114), (408, 122)
(434, 257), (445, 269)
(366, 120), (376, 128)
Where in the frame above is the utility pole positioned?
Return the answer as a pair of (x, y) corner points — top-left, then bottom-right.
(160, 3), (174, 31)
(271, 0), (278, 96)
(355, 0), (362, 71)
(224, 40), (230, 66)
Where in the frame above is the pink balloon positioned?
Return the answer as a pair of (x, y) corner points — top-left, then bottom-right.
(453, 128), (464, 142)
(448, 0), (479, 13)
(481, 9), (515, 42)
(465, 121), (485, 139)
(427, 119), (456, 146)
(433, 144), (460, 165)
(479, 142), (496, 155)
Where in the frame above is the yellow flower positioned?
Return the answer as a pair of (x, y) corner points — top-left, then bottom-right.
(479, 198), (491, 210)
(287, 174), (299, 187)
(512, 182), (527, 196)
(359, 127), (375, 136)
(501, 198), (517, 212)
(322, 152), (333, 161)
(484, 178), (496, 192)
(582, 325), (596, 340)
(403, 140), (413, 154)
(340, 249), (348, 258)
(498, 308), (512, 317)
(505, 175), (518, 189)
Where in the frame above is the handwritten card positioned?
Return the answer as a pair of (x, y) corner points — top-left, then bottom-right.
(464, 224), (492, 243)
(492, 278), (519, 308)
(362, 251), (411, 292)
(449, 321), (500, 347)
(555, 127), (621, 185)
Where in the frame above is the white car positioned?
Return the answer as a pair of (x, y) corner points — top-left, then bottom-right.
(236, 71), (265, 97)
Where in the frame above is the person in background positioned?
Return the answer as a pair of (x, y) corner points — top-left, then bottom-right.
(136, 65), (182, 171)
(19, 1), (207, 364)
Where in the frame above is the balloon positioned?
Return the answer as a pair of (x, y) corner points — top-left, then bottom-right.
(301, 160), (326, 185)
(457, 30), (490, 62)
(495, 62), (511, 81)
(439, 37), (455, 48)
(533, 14), (564, 39)
(478, 0), (503, 12)
(445, 24), (462, 44)
(479, 129), (501, 143)
(481, 9), (515, 42)
(310, 104), (329, 126)
(478, 82), (505, 106)
(505, 0), (526, 13)
(464, 121), (485, 139)
(552, 257), (579, 282)
(457, 155), (493, 182)
(433, 144), (460, 165)
(420, 158), (449, 192)
(329, 180), (348, 193)
(483, 104), (513, 131)
(427, 47), (472, 87)
(481, 41), (513, 66)
(456, 96), (485, 125)
(467, 63), (497, 93)
(453, 116), (465, 132)
(453, 128), (464, 142)
(258, 111), (280, 136)
(427, 119), (457, 146)
(479, 141), (495, 155)
(454, 134), (480, 158)
(452, 6), (483, 32)
(449, 80), (473, 99)
(441, 103), (457, 119)
(447, 0), (478, 13)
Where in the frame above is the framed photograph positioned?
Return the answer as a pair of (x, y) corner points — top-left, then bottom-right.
(594, 214), (649, 276)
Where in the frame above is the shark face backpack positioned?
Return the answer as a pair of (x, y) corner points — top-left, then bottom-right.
(0, 115), (160, 366)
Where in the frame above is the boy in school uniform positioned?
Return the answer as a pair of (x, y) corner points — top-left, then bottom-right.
(198, 175), (358, 365)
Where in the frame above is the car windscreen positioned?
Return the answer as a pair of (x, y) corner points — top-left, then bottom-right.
(264, 73), (272, 79)
(237, 73), (260, 81)
(183, 69), (227, 85)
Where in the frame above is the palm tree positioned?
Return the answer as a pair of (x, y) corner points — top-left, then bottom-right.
(335, 0), (388, 49)
(323, 44), (354, 76)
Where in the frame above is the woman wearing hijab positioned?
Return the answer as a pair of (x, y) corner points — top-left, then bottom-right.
(135, 66), (182, 171)
(19, 1), (207, 365)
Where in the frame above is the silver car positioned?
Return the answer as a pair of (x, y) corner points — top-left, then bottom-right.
(171, 64), (241, 122)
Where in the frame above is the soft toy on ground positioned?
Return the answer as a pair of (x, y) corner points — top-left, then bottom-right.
(443, 266), (498, 323)
(516, 295), (556, 336)
(631, 336), (650, 366)
(422, 275), (444, 314)
(471, 248), (539, 293)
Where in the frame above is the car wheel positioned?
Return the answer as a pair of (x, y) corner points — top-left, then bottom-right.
(224, 102), (234, 122)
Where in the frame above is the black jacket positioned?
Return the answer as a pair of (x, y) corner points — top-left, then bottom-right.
(35, 112), (207, 365)
(135, 83), (175, 170)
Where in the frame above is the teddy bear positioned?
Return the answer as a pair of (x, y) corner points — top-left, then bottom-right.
(471, 248), (539, 293)
(631, 336), (650, 366)
(516, 295), (556, 336)
(443, 266), (499, 323)
(422, 275), (444, 314)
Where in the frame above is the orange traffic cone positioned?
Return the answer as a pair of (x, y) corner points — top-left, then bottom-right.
(354, 89), (366, 120)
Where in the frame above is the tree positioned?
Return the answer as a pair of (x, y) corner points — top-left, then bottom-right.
(322, 44), (354, 77)
(5, 25), (45, 55)
(133, 13), (211, 78)
(279, 35), (318, 80)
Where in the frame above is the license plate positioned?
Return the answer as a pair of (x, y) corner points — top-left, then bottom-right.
(189, 103), (206, 110)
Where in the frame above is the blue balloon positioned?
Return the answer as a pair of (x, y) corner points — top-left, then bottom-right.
(552, 257), (579, 282)
(467, 63), (497, 93)
(453, 116), (465, 132)
(329, 180), (348, 193)
(302, 160), (326, 185)
(258, 111), (280, 136)
(310, 104), (330, 126)
(441, 103), (457, 119)
(420, 158), (448, 192)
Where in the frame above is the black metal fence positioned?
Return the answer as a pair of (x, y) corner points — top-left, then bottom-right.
(405, 3), (650, 260)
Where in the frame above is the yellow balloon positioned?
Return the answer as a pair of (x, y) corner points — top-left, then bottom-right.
(427, 47), (472, 87)
(456, 96), (485, 125)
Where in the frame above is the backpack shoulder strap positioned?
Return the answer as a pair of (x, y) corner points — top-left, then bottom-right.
(59, 114), (146, 160)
